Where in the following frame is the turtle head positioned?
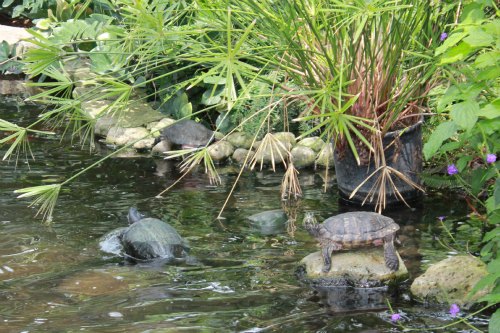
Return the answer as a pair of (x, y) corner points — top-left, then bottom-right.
(303, 212), (321, 237)
(127, 207), (145, 225)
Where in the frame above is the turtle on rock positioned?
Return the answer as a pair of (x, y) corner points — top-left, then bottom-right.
(303, 211), (400, 273)
(160, 119), (214, 149)
(100, 208), (189, 263)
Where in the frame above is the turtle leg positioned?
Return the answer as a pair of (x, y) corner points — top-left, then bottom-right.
(383, 234), (399, 271)
(321, 242), (340, 273)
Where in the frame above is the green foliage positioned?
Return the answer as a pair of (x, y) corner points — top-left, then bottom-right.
(0, 41), (23, 74)
(423, 0), (500, 326)
(1, 0), (56, 18)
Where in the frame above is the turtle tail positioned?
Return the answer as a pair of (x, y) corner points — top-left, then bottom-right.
(303, 212), (321, 237)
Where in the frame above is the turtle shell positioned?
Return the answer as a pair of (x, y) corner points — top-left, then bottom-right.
(319, 211), (399, 244)
(121, 218), (188, 260)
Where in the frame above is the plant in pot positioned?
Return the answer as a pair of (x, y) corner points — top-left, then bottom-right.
(244, 0), (452, 211)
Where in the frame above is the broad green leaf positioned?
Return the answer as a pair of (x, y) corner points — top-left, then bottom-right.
(478, 100), (500, 119)
(495, 178), (500, 207)
(456, 155), (473, 172)
(460, 3), (485, 24)
(463, 28), (494, 47)
(423, 121), (458, 159)
(450, 101), (479, 131)
(477, 66), (500, 81)
(439, 42), (474, 64)
(490, 310), (500, 333)
(488, 257), (500, 274)
(474, 51), (499, 68)
(435, 32), (467, 56)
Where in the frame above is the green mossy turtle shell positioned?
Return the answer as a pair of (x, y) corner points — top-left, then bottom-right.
(121, 218), (188, 260)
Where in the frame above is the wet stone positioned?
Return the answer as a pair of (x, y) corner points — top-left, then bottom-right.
(291, 146), (316, 168)
(273, 132), (296, 146)
(208, 141), (235, 162)
(297, 136), (325, 152)
(105, 126), (155, 149)
(57, 271), (129, 296)
(315, 142), (334, 168)
(232, 148), (254, 165)
(299, 248), (408, 287)
(410, 255), (490, 308)
(226, 132), (254, 149)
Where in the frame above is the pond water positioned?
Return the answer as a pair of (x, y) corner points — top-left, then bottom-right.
(0, 95), (490, 332)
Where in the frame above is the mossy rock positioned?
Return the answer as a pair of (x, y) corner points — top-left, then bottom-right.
(410, 255), (490, 308)
(299, 248), (408, 287)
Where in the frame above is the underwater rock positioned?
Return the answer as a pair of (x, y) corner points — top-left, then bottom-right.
(410, 255), (489, 308)
(226, 132), (254, 149)
(57, 270), (128, 296)
(299, 248), (408, 287)
(106, 126), (155, 149)
(297, 136), (325, 152)
(232, 148), (254, 165)
(291, 146), (316, 168)
(247, 209), (288, 235)
(208, 141), (235, 162)
(81, 100), (111, 119)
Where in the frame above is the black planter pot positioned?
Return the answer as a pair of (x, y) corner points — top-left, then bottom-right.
(333, 120), (423, 207)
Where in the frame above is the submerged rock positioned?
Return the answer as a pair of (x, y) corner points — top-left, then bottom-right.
(57, 270), (128, 296)
(247, 209), (288, 235)
(410, 255), (489, 308)
(299, 248), (408, 287)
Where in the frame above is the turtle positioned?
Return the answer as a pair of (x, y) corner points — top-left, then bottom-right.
(303, 211), (400, 272)
(120, 207), (189, 261)
(160, 119), (214, 149)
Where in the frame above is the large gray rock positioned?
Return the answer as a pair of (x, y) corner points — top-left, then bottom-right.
(207, 141), (234, 162)
(273, 132), (297, 146)
(106, 126), (155, 149)
(316, 142), (334, 168)
(247, 209), (288, 235)
(299, 248), (408, 287)
(410, 255), (490, 308)
(253, 140), (291, 166)
(291, 146), (316, 168)
(151, 140), (172, 155)
(226, 132), (254, 149)
(297, 136), (325, 152)
(232, 148), (254, 165)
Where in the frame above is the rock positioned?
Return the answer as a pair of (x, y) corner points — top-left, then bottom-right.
(0, 25), (35, 56)
(299, 248), (408, 287)
(82, 100), (112, 119)
(254, 141), (292, 166)
(273, 132), (296, 146)
(232, 148), (254, 165)
(94, 115), (116, 137)
(152, 140), (172, 155)
(148, 118), (176, 138)
(410, 255), (489, 307)
(207, 141), (234, 162)
(316, 142), (334, 168)
(57, 271), (128, 296)
(297, 136), (325, 152)
(106, 126), (155, 149)
(226, 132), (254, 149)
(247, 209), (288, 235)
(291, 146), (316, 168)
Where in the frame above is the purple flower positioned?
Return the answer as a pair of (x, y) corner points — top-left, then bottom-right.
(440, 32), (448, 41)
(449, 304), (460, 317)
(486, 154), (497, 164)
(391, 313), (401, 322)
(438, 216), (446, 222)
(447, 164), (458, 175)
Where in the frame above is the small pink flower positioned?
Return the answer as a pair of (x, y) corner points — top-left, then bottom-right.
(447, 164), (458, 175)
(449, 304), (460, 317)
(486, 154), (496, 164)
(391, 313), (401, 322)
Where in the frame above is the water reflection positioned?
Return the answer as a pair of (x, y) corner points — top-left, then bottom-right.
(0, 96), (483, 332)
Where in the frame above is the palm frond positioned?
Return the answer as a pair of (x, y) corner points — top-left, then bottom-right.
(14, 184), (62, 223)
